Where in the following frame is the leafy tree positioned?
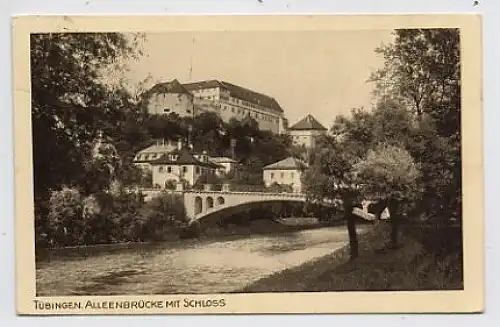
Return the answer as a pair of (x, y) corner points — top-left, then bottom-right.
(371, 99), (415, 147)
(31, 32), (144, 201)
(164, 179), (177, 190)
(288, 144), (310, 164)
(193, 170), (224, 190)
(139, 192), (187, 241)
(47, 187), (84, 246)
(353, 143), (422, 247)
(369, 28), (462, 239)
(369, 28), (460, 133)
(330, 107), (375, 157)
(303, 134), (364, 259)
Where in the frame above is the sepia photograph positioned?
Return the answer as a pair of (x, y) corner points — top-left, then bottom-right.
(13, 15), (483, 314)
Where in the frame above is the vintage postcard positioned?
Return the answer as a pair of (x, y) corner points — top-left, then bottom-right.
(13, 14), (483, 315)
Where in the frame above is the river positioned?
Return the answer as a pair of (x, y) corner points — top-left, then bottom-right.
(36, 225), (368, 296)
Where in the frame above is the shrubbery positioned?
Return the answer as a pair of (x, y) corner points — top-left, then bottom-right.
(138, 191), (187, 241)
(37, 187), (188, 249)
(266, 182), (293, 193)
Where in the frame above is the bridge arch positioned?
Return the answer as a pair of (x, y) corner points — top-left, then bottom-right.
(194, 199), (308, 224)
(216, 196), (225, 205)
(194, 196), (203, 215)
(206, 196), (214, 209)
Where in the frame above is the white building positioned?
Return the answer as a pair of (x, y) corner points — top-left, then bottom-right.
(262, 157), (309, 193)
(142, 79), (288, 134)
(208, 156), (237, 176)
(149, 148), (222, 188)
(183, 80), (288, 134)
(142, 79), (195, 118)
(288, 114), (327, 149)
(133, 139), (181, 171)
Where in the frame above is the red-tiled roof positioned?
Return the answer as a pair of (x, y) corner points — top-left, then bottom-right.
(288, 114), (327, 131)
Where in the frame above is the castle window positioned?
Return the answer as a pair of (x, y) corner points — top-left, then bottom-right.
(270, 173), (274, 179)
(159, 166), (164, 173)
(196, 167), (200, 174)
(231, 107), (235, 112)
(182, 166), (188, 173)
(280, 172), (284, 178)
(163, 108), (171, 113)
(167, 166), (172, 173)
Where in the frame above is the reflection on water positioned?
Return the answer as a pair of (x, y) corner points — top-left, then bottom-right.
(36, 225), (367, 296)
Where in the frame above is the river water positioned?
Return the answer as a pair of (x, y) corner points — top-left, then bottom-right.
(36, 225), (367, 296)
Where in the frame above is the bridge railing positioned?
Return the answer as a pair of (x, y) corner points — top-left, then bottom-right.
(208, 183), (303, 194)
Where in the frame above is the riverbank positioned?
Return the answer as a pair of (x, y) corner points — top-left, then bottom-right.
(36, 217), (364, 263)
(239, 221), (463, 292)
(36, 225), (358, 296)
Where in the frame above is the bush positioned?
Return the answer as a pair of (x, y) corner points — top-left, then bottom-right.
(267, 182), (293, 193)
(179, 220), (202, 239)
(94, 191), (145, 243)
(193, 171), (223, 190)
(138, 192), (187, 241)
(164, 179), (177, 190)
(47, 187), (85, 246)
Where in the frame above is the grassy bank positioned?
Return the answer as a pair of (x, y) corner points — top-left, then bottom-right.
(239, 221), (463, 292)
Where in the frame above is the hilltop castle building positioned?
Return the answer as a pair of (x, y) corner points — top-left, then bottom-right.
(287, 114), (327, 149)
(143, 79), (288, 134)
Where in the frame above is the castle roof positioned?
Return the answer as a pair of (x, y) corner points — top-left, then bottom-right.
(183, 79), (283, 113)
(288, 114), (327, 131)
(143, 79), (192, 97)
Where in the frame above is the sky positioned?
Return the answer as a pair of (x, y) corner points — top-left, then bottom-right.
(120, 30), (395, 129)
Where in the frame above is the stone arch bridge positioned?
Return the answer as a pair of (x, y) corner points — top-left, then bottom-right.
(141, 185), (376, 222)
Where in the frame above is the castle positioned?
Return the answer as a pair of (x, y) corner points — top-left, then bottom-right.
(142, 79), (288, 134)
(136, 78), (328, 191)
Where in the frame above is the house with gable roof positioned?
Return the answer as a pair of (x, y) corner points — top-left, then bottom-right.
(262, 156), (309, 193)
(149, 147), (223, 188)
(287, 114), (327, 149)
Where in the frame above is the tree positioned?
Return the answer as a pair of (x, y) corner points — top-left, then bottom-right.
(31, 33), (144, 202)
(303, 134), (364, 259)
(330, 107), (375, 157)
(353, 143), (421, 247)
(267, 182), (293, 193)
(193, 170), (224, 190)
(369, 28), (460, 134)
(47, 187), (84, 246)
(139, 192), (187, 241)
(369, 28), (462, 238)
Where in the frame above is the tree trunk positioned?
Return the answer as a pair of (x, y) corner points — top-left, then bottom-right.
(375, 199), (388, 220)
(387, 199), (400, 248)
(344, 200), (358, 260)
